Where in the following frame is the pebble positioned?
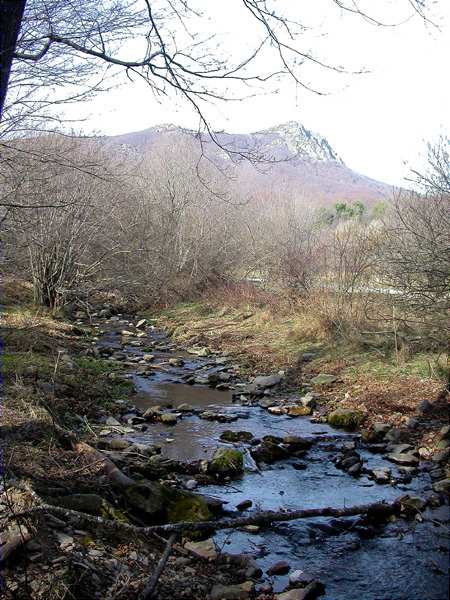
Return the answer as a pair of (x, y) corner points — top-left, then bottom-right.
(267, 560), (291, 576)
(236, 499), (253, 511)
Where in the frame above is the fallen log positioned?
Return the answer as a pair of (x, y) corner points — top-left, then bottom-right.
(11, 500), (396, 536)
(139, 533), (177, 600)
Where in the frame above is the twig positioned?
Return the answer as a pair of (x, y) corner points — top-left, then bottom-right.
(139, 533), (177, 599)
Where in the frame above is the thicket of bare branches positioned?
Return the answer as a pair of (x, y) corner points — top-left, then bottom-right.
(3, 133), (448, 357)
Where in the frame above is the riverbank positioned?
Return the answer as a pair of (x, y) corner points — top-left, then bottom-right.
(157, 298), (448, 449)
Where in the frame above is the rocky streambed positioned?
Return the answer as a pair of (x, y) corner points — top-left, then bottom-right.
(89, 314), (449, 600)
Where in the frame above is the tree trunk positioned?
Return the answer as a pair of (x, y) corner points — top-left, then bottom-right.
(0, 0), (26, 118)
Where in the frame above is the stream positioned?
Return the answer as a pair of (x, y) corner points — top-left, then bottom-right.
(95, 317), (449, 600)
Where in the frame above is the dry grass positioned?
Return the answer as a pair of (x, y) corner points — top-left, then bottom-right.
(156, 289), (448, 427)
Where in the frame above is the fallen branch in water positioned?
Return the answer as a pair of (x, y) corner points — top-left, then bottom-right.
(139, 533), (177, 600)
(11, 500), (397, 537)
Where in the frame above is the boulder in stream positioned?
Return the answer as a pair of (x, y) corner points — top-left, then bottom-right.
(220, 430), (254, 443)
(327, 408), (366, 430)
(125, 482), (212, 522)
(209, 448), (244, 476)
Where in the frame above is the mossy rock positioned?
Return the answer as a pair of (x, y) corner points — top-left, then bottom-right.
(166, 489), (212, 523)
(220, 430), (254, 443)
(125, 482), (212, 523)
(287, 405), (311, 417)
(328, 408), (366, 431)
(209, 448), (244, 476)
(311, 373), (337, 386)
(51, 493), (128, 523)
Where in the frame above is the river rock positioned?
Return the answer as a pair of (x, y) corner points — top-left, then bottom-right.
(246, 374), (282, 394)
(160, 413), (178, 425)
(418, 399), (432, 414)
(432, 478), (450, 494)
(220, 430), (254, 443)
(105, 416), (121, 427)
(267, 560), (291, 575)
(143, 406), (162, 419)
(282, 436), (313, 451)
(300, 392), (318, 409)
(268, 406), (285, 415)
(169, 357), (184, 367)
(310, 374), (336, 386)
(108, 438), (130, 451)
(386, 443), (414, 454)
(143, 354), (155, 362)
(177, 403), (194, 412)
(439, 425), (450, 440)
(209, 581), (253, 600)
(209, 448), (244, 476)
(251, 440), (290, 464)
(432, 448), (450, 463)
(135, 319), (147, 329)
(187, 346), (210, 357)
(236, 499), (253, 510)
(185, 538), (217, 561)
(289, 570), (315, 587)
(387, 452), (419, 466)
(276, 581), (325, 600)
(258, 398), (276, 409)
(185, 480), (198, 490)
(287, 405), (312, 417)
(371, 468), (391, 484)
(327, 409), (365, 430)
(51, 494), (127, 522)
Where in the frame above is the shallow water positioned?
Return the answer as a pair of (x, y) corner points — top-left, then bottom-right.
(100, 322), (449, 600)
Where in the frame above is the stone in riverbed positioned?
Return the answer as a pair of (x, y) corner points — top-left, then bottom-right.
(267, 560), (291, 576)
(125, 482), (212, 522)
(432, 478), (450, 494)
(327, 409), (365, 431)
(300, 392), (318, 409)
(236, 499), (253, 511)
(432, 448), (450, 463)
(160, 413), (178, 425)
(185, 538), (217, 561)
(209, 581), (254, 600)
(258, 398), (276, 409)
(371, 468), (391, 484)
(187, 346), (210, 357)
(251, 440), (290, 464)
(387, 452), (419, 466)
(276, 580), (325, 600)
(268, 406), (285, 415)
(108, 438), (130, 451)
(220, 430), (254, 443)
(282, 435), (313, 451)
(310, 374), (336, 386)
(287, 405), (312, 417)
(177, 403), (194, 412)
(289, 570), (315, 587)
(209, 448), (244, 476)
(105, 416), (121, 427)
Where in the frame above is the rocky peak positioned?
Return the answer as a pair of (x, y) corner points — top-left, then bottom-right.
(255, 121), (343, 163)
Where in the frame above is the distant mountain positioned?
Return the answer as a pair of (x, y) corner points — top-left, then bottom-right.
(105, 122), (393, 206)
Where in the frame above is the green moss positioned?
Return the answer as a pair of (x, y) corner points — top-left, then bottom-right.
(328, 408), (366, 430)
(74, 356), (121, 374)
(209, 448), (244, 476)
(166, 490), (212, 523)
(220, 430), (254, 443)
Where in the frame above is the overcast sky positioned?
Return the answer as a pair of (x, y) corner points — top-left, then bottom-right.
(77, 1), (449, 186)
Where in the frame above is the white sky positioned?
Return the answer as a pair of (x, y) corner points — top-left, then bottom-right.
(77, 0), (449, 186)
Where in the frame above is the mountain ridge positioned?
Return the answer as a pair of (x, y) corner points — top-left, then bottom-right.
(105, 121), (393, 206)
